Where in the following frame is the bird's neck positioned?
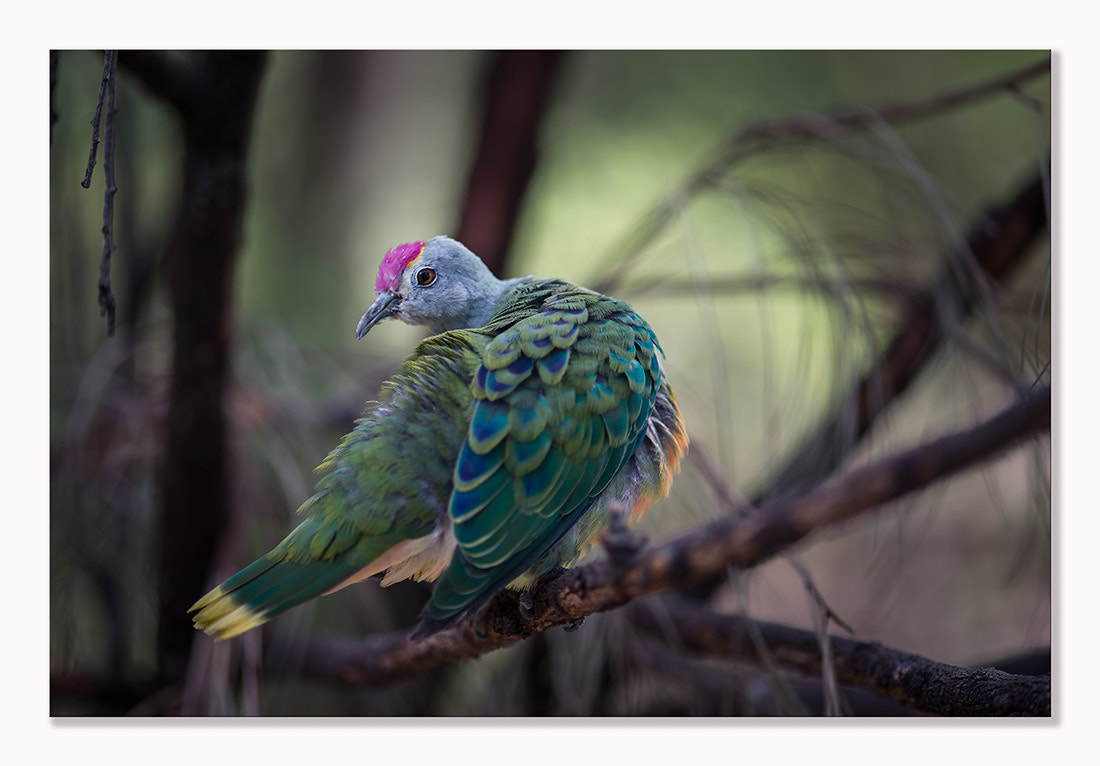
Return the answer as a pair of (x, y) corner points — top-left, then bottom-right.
(427, 276), (528, 333)
(463, 276), (527, 329)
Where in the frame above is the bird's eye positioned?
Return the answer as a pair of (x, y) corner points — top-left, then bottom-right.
(415, 267), (437, 286)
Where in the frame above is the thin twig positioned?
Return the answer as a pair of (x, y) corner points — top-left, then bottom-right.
(97, 50), (119, 336)
(788, 558), (844, 715)
(81, 51), (112, 189)
(623, 272), (918, 303)
(291, 385), (1048, 689)
(788, 556), (854, 635)
(50, 51), (59, 146)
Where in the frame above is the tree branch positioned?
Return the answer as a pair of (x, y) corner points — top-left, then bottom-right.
(50, 51), (59, 146)
(152, 52), (268, 682)
(752, 170), (1049, 501)
(80, 51), (112, 189)
(741, 56), (1052, 143)
(292, 384), (1049, 689)
(593, 55), (1050, 294)
(632, 597), (1049, 716)
(78, 50), (121, 336)
(671, 169), (1047, 600)
(97, 50), (119, 337)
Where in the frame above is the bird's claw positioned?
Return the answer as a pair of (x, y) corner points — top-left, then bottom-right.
(563, 616), (585, 633)
(518, 591), (536, 621)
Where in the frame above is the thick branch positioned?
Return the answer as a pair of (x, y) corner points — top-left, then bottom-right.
(632, 598), (1049, 716)
(294, 385), (1049, 688)
(155, 52), (268, 681)
(456, 51), (563, 276)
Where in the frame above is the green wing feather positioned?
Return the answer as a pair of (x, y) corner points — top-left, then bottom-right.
(417, 286), (664, 634)
(191, 333), (483, 640)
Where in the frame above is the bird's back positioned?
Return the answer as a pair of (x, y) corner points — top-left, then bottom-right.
(416, 278), (687, 633)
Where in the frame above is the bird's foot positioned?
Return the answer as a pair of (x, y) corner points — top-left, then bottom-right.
(518, 590), (536, 621)
(601, 503), (647, 568)
(563, 616), (586, 633)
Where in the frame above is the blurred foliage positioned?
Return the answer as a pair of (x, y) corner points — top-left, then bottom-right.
(50, 50), (1049, 715)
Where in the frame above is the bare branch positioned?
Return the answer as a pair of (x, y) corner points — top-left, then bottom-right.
(632, 597), (1050, 716)
(742, 57), (1051, 142)
(80, 51), (112, 189)
(50, 51), (59, 146)
(292, 385), (1048, 689)
(671, 172), (1046, 602)
(753, 171), (1048, 502)
(625, 273), (918, 302)
(97, 50), (119, 336)
(593, 56), (1050, 293)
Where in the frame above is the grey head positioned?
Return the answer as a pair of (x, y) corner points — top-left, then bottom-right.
(356, 236), (520, 338)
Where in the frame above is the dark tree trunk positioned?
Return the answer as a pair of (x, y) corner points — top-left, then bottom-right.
(120, 51), (269, 681)
(456, 50), (564, 276)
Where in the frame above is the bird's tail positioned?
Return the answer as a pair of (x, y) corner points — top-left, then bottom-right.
(190, 554), (358, 641)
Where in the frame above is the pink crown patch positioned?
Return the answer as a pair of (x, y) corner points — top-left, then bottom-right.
(375, 241), (427, 293)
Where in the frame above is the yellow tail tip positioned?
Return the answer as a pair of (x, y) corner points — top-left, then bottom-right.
(189, 585), (227, 613)
(191, 588), (270, 641)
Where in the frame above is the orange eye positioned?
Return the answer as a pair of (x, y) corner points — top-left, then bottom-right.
(415, 267), (436, 286)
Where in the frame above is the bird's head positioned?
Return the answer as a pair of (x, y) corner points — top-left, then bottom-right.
(356, 236), (509, 338)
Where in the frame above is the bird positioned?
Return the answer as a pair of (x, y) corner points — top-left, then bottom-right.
(190, 236), (688, 640)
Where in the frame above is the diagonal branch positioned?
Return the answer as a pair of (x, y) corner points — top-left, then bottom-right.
(592, 56), (1050, 294)
(751, 171), (1048, 502)
(293, 384), (1048, 688)
(673, 170), (1047, 601)
(631, 597), (1049, 716)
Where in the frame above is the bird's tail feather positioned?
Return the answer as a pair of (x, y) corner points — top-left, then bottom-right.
(190, 555), (357, 641)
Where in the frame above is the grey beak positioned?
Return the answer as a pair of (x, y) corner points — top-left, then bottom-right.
(356, 291), (399, 340)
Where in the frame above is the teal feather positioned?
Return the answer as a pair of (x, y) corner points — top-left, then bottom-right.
(454, 442), (505, 491)
(520, 448), (569, 510)
(536, 346), (570, 384)
(468, 399), (511, 452)
(505, 430), (553, 475)
(449, 461), (510, 522)
(508, 397), (551, 441)
(601, 403), (631, 447)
